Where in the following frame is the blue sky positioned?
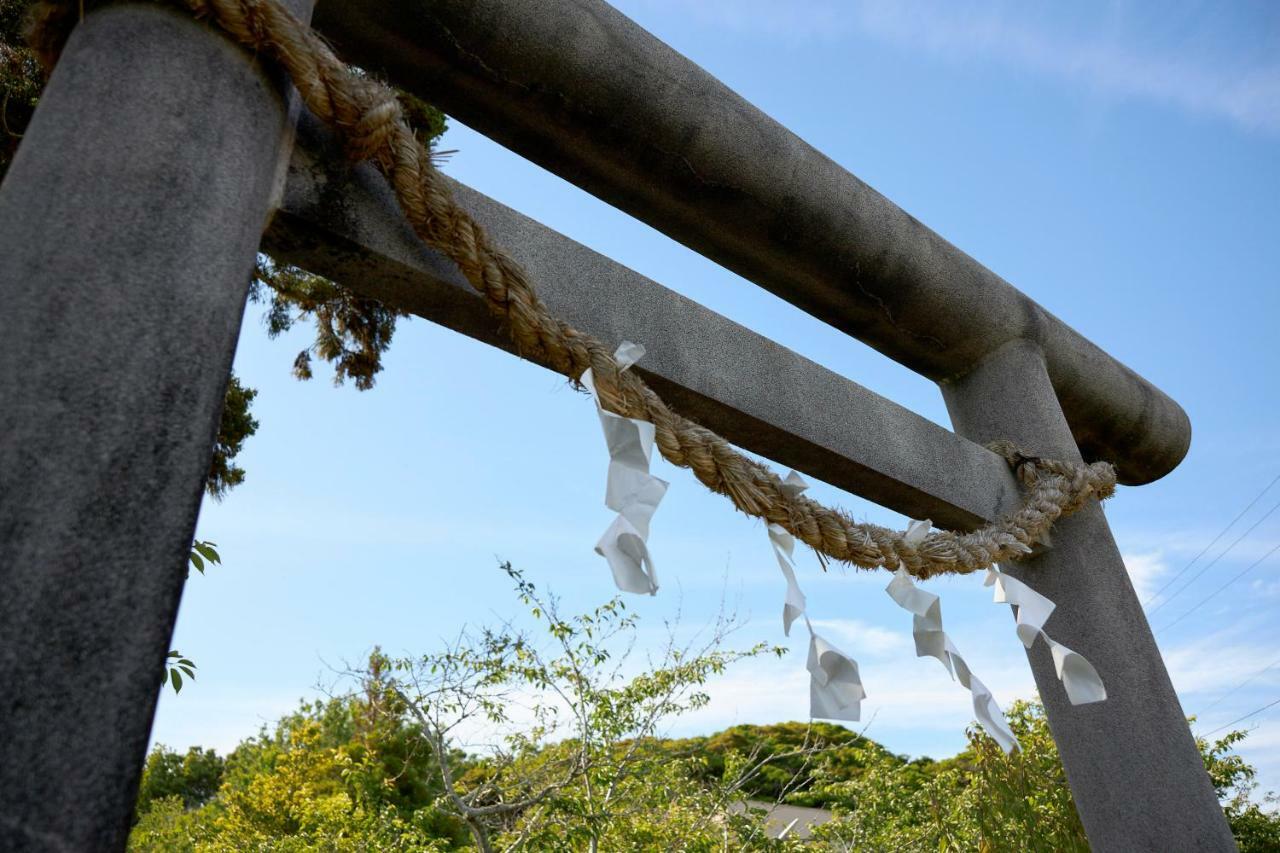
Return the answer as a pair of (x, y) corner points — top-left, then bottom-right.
(156, 0), (1280, 795)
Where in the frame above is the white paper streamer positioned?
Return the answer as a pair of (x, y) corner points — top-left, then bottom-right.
(581, 343), (668, 596)
(765, 471), (866, 722)
(985, 568), (1106, 705)
(885, 520), (1019, 753)
(768, 523), (807, 637)
(768, 471), (810, 635)
(807, 622), (866, 722)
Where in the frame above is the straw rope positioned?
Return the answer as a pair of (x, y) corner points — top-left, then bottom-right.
(27, 0), (1117, 580)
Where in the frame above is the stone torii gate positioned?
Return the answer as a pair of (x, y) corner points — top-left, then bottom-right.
(0, 1), (1234, 850)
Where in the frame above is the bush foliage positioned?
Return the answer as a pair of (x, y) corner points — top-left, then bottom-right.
(129, 569), (1280, 851)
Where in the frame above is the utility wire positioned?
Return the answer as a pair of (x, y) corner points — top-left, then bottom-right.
(1201, 696), (1280, 738)
(1195, 652), (1280, 719)
(1147, 496), (1280, 617)
(1144, 473), (1280, 607)
(1157, 541), (1280, 635)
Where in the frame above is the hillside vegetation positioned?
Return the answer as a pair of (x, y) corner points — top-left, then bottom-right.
(130, 565), (1279, 853)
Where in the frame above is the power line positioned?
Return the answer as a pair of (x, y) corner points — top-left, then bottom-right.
(1194, 652), (1280, 719)
(1147, 496), (1280, 617)
(1144, 473), (1280, 607)
(1157, 541), (1280, 634)
(1201, 696), (1280, 738)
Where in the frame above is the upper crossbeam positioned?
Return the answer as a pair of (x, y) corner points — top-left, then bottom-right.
(265, 113), (1025, 532)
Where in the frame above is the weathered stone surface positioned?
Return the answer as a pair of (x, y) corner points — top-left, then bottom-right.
(0, 5), (306, 849)
(265, 113), (1023, 532)
(312, 0), (1191, 487)
(942, 341), (1234, 852)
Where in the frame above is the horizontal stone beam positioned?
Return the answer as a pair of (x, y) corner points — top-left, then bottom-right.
(263, 113), (1021, 531)
(309, 0), (1190, 487)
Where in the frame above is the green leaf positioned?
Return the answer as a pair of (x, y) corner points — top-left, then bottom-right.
(171, 670), (183, 693)
(189, 552), (204, 574)
(194, 542), (221, 565)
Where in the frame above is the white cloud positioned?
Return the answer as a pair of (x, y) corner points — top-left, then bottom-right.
(849, 1), (1280, 132)
(1161, 630), (1280, 699)
(1123, 550), (1169, 605)
(806, 617), (909, 656)
(620, 0), (1280, 134)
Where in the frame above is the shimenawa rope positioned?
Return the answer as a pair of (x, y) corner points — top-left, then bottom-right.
(26, 0), (1117, 580)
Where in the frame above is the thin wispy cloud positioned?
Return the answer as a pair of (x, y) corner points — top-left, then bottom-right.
(621, 0), (1280, 134)
(1124, 550), (1169, 604)
(1121, 526), (1280, 566)
(807, 617), (910, 656)
(1161, 628), (1280, 698)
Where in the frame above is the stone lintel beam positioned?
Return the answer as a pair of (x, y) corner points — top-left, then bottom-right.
(309, 0), (1191, 487)
(264, 113), (1023, 532)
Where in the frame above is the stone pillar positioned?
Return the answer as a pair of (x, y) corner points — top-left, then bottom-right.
(941, 340), (1234, 851)
(0, 4), (307, 849)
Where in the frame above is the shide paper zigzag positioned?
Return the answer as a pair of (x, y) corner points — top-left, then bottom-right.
(884, 519), (1019, 752)
(770, 472), (866, 722)
(986, 568), (1106, 706)
(583, 342), (668, 596)
(582, 350), (1102, 745)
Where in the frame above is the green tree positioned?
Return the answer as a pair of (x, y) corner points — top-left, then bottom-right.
(810, 699), (1280, 852)
(136, 746), (226, 815)
(207, 376), (258, 499)
(672, 720), (913, 808)
(0, 0), (40, 173)
(1197, 727), (1280, 853)
(365, 563), (803, 852)
(131, 667), (471, 850)
(125, 578), (1280, 851)
(127, 563), (816, 851)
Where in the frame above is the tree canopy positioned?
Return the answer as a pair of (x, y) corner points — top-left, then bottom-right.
(127, 565), (1280, 852)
